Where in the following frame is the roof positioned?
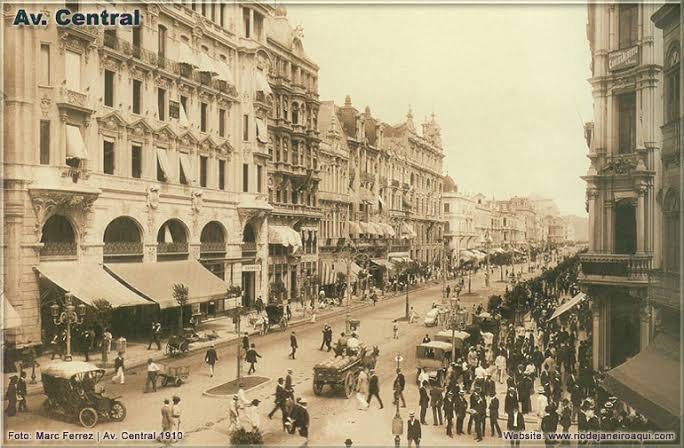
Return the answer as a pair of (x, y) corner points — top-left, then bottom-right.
(42, 361), (104, 379)
(443, 175), (458, 193)
(34, 262), (153, 308)
(436, 330), (470, 340)
(602, 334), (680, 429)
(105, 260), (229, 309)
(418, 341), (454, 350)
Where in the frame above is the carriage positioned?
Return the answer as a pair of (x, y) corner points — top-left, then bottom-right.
(41, 361), (127, 428)
(265, 304), (289, 331)
(313, 345), (379, 398)
(415, 341), (453, 386)
(165, 334), (191, 356)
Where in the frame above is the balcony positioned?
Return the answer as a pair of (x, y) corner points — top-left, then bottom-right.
(56, 87), (94, 116)
(648, 271), (680, 310)
(157, 242), (189, 254)
(40, 242), (77, 258)
(579, 253), (652, 285)
(104, 242), (143, 256)
(361, 172), (375, 184)
(242, 242), (257, 258)
(200, 241), (226, 254)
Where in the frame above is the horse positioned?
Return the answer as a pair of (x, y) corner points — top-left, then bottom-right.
(360, 345), (380, 370)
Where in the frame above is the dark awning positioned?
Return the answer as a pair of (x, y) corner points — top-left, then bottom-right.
(549, 292), (586, 320)
(106, 260), (229, 309)
(601, 334), (681, 429)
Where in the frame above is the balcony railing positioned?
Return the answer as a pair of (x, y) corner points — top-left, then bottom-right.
(200, 241), (226, 253)
(104, 241), (143, 256)
(579, 253), (652, 283)
(242, 242), (257, 258)
(157, 242), (189, 254)
(41, 242), (77, 257)
(648, 270), (680, 310)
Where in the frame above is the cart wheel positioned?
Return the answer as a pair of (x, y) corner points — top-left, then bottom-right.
(313, 382), (323, 396)
(165, 343), (172, 355)
(181, 341), (189, 352)
(175, 378), (183, 387)
(109, 401), (127, 421)
(161, 377), (169, 387)
(343, 371), (355, 398)
(78, 407), (98, 428)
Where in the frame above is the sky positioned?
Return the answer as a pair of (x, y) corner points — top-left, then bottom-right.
(285, 3), (593, 216)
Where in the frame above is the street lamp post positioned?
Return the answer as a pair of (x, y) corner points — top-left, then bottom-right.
(50, 292), (86, 362)
(392, 352), (404, 448)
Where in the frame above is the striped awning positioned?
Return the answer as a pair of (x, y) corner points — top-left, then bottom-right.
(2, 299), (22, 330)
(400, 222), (417, 239)
(268, 225), (303, 252)
(320, 261), (360, 285)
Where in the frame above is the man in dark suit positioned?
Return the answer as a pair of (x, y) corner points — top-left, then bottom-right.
(489, 392), (502, 437)
(484, 374), (497, 397)
(418, 381), (430, 424)
(205, 343), (218, 377)
(430, 384), (443, 425)
(507, 403), (526, 447)
(289, 332), (298, 359)
(443, 391), (455, 437)
(454, 390), (467, 435)
(367, 369), (383, 409)
(393, 368), (406, 408)
(407, 411), (422, 447)
(267, 377), (288, 426)
(473, 391), (487, 442)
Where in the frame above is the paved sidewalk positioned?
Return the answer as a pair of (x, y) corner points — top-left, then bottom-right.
(4, 279), (443, 397)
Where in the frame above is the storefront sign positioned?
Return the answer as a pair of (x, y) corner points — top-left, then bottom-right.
(608, 46), (639, 71)
(242, 264), (261, 272)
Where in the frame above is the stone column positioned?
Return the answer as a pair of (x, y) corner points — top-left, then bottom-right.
(605, 201), (614, 253)
(636, 187), (646, 254)
(639, 301), (652, 350)
(587, 188), (598, 252)
(591, 298), (601, 371)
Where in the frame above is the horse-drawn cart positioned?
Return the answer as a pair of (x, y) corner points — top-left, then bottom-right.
(312, 346), (379, 398)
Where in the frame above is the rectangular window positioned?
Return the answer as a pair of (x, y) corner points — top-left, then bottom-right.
(242, 163), (249, 192)
(157, 88), (166, 121)
(218, 160), (226, 190)
(200, 156), (208, 187)
(40, 120), (50, 165)
(243, 114), (249, 141)
(39, 44), (50, 85)
(103, 141), (115, 175)
(666, 71), (680, 123)
(104, 69), (115, 107)
(131, 144), (142, 178)
(219, 109), (226, 137)
(132, 26), (141, 50)
(220, 4), (225, 26)
(200, 102), (208, 132)
(618, 92), (636, 154)
(256, 165), (262, 193)
(179, 160), (188, 185)
(243, 8), (251, 38)
(444, 203), (450, 213)
(132, 79), (142, 114)
(104, 29), (117, 49)
(157, 25), (167, 57)
(65, 50), (81, 91)
(618, 4), (638, 49)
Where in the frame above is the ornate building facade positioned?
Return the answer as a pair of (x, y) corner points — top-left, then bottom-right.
(581, 1), (663, 370)
(2, 1), (317, 345)
(262, 7), (321, 303)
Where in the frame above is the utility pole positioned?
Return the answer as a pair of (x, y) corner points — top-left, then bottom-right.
(236, 306), (242, 382)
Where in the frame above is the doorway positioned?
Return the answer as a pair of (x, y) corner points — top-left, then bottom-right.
(242, 271), (255, 308)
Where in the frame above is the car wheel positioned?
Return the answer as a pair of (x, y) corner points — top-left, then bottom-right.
(79, 407), (98, 428)
(109, 401), (127, 422)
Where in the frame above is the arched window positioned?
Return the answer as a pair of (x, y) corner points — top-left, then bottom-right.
(157, 219), (189, 260)
(104, 216), (143, 262)
(40, 215), (77, 257)
(664, 189), (680, 272)
(665, 43), (680, 124)
(243, 224), (256, 243)
(201, 221), (226, 279)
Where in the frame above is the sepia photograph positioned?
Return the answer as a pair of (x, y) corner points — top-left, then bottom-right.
(1, 0), (681, 446)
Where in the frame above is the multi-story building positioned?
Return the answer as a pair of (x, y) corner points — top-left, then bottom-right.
(581, 1), (663, 372)
(316, 100), (352, 291)
(3, 1), (295, 345)
(594, 3), (681, 431)
(543, 215), (567, 245)
(384, 110), (445, 265)
(495, 200), (525, 247)
(507, 196), (539, 244)
(442, 176), (478, 265)
(263, 7), (321, 303)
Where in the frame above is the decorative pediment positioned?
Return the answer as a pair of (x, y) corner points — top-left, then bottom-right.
(153, 124), (178, 143)
(99, 54), (123, 73)
(178, 130), (199, 147)
(29, 186), (101, 241)
(127, 118), (155, 138)
(199, 135), (220, 152)
(97, 111), (128, 132)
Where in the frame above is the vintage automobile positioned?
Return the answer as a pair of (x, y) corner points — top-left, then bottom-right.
(434, 330), (470, 361)
(424, 308), (446, 327)
(41, 361), (126, 428)
(415, 341), (453, 386)
(265, 304), (289, 331)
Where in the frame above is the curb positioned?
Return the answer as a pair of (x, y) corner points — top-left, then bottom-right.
(202, 376), (273, 399)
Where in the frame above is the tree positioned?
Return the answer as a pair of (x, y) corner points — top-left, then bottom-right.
(84, 299), (113, 334)
(172, 283), (189, 331)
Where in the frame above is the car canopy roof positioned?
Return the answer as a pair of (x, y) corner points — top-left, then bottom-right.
(418, 341), (453, 350)
(41, 361), (104, 379)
